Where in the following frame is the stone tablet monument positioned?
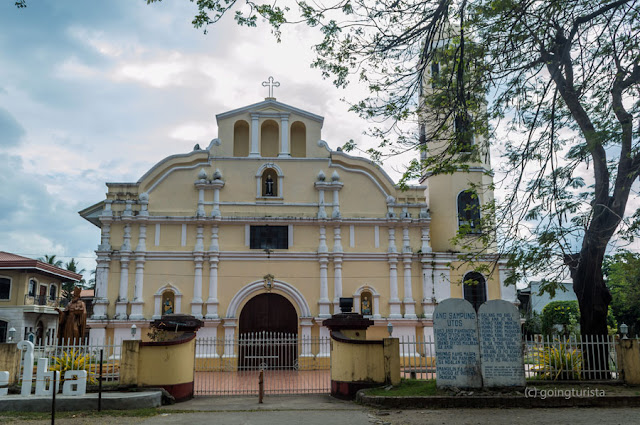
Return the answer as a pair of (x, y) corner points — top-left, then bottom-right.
(433, 298), (482, 389)
(478, 300), (525, 387)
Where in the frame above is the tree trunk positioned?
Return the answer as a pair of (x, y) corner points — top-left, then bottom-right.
(568, 244), (613, 379)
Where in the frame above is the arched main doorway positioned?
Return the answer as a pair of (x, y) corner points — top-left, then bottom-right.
(239, 293), (298, 369)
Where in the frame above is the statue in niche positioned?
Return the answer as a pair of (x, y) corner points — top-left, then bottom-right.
(265, 175), (275, 196)
(162, 292), (175, 315)
(57, 287), (87, 344)
(163, 298), (174, 315)
(361, 292), (372, 316)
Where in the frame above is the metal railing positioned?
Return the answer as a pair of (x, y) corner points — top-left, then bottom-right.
(524, 335), (620, 381)
(398, 336), (437, 380)
(194, 332), (330, 396)
(19, 338), (121, 385)
(397, 334), (623, 382)
(23, 294), (69, 308)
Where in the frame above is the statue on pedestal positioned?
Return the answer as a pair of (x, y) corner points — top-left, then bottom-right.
(58, 287), (87, 345)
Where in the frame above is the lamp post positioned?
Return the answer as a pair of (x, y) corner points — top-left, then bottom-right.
(387, 322), (393, 337)
(620, 323), (629, 340)
(130, 324), (137, 339)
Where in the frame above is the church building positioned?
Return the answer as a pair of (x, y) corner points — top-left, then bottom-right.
(79, 80), (516, 348)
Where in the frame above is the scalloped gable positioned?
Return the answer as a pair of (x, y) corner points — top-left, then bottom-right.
(215, 99), (324, 126)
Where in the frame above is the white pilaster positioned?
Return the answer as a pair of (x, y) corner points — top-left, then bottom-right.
(211, 176), (224, 218)
(403, 254), (416, 319)
(300, 319), (313, 357)
(318, 226), (331, 317)
(191, 256), (204, 318)
(223, 320), (237, 358)
(421, 226), (432, 253)
(92, 252), (110, 320)
(421, 257), (436, 319)
(279, 114), (290, 157)
(434, 263), (451, 302)
(250, 113), (260, 157)
(388, 253), (402, 318)
(318, 323), (330, 357)
(205, 255), (219, 319)
(115, 248), (130, 321)
(332, 254), (343, 312)
(196, 187), (205, 217)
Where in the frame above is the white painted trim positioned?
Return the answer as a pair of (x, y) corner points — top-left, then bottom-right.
(153, 283), (183, 319)
(255, 162), (284, 177)
(181, 224), (187, 247)
(244, 225), (250, 246)
(154, 282), (183, 296)
(288, 224), (294, 247)
(144, 162), (210, 194)
(226, 280), (312, 318)
(155, 223), (160, 246)
(374, 226), (380, 248)
(349, 225), (355, 248)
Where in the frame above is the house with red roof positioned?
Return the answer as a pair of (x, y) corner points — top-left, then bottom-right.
(0, 251), (82, 344)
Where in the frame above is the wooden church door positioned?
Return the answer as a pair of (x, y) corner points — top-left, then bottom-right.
(239, 293), (298, 369)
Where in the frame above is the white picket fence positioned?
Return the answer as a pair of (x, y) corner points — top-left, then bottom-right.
(19, 339), (121, 384)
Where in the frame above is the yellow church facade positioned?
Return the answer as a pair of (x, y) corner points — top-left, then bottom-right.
(79, 94), (515, 347)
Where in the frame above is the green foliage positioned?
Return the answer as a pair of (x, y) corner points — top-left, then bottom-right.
(50, 349), (97, 384)
(541, 301), (580, 337)
(531, 340), (582, 381)
(522, 312), (542, 337)
(604, 252), (640, 336)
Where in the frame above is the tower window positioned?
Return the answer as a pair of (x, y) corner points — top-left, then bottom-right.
(250, 226), (288, 250)
(457, 190), (481, 233)
(454, 113), (474, 152)
(430, 62), (440, 88)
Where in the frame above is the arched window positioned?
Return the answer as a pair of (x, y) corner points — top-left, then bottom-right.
(360, 290), (373, 316)
(162, 290), (175, 315)
(260, 119), (279, 157)
(463, 272), (487, 311)
(290, 121), (306, 157)
(261, 168), (278, 197)
(457, 190), (481, 233)
(0, 277), (10, 300)
(233, 120), (250, 157)
(28, 279), (37, 297)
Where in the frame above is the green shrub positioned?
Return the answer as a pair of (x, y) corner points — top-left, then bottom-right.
(541, 301), (580, 336)
(531, 340), (582, 380)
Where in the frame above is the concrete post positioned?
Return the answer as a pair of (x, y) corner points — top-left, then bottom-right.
(0, 343), (22, 384)
(383, 338), (401, 386)
(120, 340), (140, 386)
(617, 339), (640, 384)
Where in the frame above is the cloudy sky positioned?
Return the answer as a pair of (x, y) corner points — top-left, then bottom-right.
(0, 1), (399, 277)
